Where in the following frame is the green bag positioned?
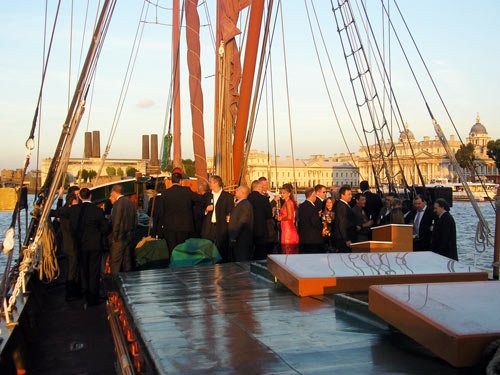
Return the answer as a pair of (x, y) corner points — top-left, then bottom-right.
(135, 237), (169, 270)
(169, 239), (222, 268)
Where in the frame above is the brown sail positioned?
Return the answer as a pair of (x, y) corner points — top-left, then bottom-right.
(185, 0), (207, 181)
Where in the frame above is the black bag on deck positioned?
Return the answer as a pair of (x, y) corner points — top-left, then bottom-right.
(134, 237), (169, 270)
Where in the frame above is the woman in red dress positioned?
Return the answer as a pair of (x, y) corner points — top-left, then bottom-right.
(276, 185), (299, 254)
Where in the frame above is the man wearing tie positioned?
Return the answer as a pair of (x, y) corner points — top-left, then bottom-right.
(201, 175), (234, 262)
(412, 194), (434, 251)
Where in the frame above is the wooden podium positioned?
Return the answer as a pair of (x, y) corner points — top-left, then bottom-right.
(351, 224), (413, 253)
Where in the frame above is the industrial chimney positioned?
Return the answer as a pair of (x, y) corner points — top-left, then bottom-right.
(142, 135), (150, 160)
(92, 131), (101, 158)
(150, 134), (159, 166)
(84, 132), (93, 158)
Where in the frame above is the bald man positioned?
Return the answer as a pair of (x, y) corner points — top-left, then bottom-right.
(228, 186), (254, 262)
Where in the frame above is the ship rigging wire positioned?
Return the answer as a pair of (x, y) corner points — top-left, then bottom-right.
(304, 0), (364, 182)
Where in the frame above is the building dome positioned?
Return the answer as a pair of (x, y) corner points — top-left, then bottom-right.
(399, 123), (415, 142)
(470, 114), (488, 135)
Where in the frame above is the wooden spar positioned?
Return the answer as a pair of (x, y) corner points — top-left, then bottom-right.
(185, 0), (207, 181)
(232, 0), (265, 185)
(213, 1), (221, 177)
(172, 0), (182, 169)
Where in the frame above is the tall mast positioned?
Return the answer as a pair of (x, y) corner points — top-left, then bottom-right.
(172, 0), (182, 169)
(185, 0), (207, 181)
(232, 0), (265, 185)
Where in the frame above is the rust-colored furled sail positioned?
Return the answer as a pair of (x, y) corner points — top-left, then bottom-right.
(185, 0), (207, 182)
(232, 0), (264, 184)
(214, 0), (251, 185)
(172, 0), (182, 169)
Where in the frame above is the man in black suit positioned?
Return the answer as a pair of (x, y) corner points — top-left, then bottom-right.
(70, 188), (109, 306)
(193, 180), (210, 238)
(228, 186), (254, 261)
(314, 184), (327, 212)
(333, 185), (357, 253)
(247, 180), (273, 260)
(360, 180), (382, 223)
(298, 188), (323, 254)
(431, 198), (458, 260)
(201, 175), (234, 262)
(412, 194), (434, 251)
(109, 184), (137, 274)
(160, 173), (202, 254)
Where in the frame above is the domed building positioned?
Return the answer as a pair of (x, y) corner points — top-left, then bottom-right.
(467, 114), (490, 152)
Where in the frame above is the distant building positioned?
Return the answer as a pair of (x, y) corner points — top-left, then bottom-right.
(350, 116), (498, 187)
(207, 150), (359, 189)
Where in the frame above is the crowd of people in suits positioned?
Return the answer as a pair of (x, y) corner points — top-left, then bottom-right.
(51, 184), (137, 307)
(51, 175), (458, 307)
(150, 175), (458, 264)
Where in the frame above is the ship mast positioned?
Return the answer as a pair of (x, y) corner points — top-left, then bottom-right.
(172, 0), (182, 170)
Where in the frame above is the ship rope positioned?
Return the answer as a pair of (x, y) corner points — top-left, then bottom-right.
(240, 0), (277, 184)
(94, 0), (150, 186)
(389, 0), (496, 212)
(1, 0), (63, 304)
(2, 0), (117, 322)
(304, 0), (364, 182)
(330, 0), (395, 194)
(279, 0), (297, 193)
(354, 0), (424, 191)
(376, 1), (493, 257)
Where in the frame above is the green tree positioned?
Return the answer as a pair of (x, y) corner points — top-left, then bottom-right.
(117, 167), (124, 177)
(182, 159), (195, 177)
(126, 167), (138, 177)
(88, 169), (97, 181)
(106, 166), (117, 176)
(487, 139), (500, 171)
(81, 169), (89, 183)
(455, 143), (476, 181)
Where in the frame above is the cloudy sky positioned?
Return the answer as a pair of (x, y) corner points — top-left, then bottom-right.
(0, 0), (499, 169)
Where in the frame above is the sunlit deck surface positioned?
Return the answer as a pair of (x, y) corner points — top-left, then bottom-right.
(117, 263), (475, 374)
(267, 252), (488, 296)
(370, 281), (500, 368)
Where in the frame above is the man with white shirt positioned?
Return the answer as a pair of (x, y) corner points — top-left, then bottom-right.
(412, 194), (434, 252)
(201, 175), (234, 262)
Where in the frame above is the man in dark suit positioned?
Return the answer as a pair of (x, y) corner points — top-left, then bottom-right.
(70, 188), (109, 306)
(201, 175), (234, 262)
(360, 180), (382, 223)
(109, 184), (137, 274)
(298, 188), (323, 254)
(247, 180), (273, 260)
(333, 185), (357, 253)
(160, 173), (202, 254)
(193, 180), (210, 238)
(228, 186), (254, 261)
(412, 194), (434, 251)
(431, 198), (458, 260)
(314, 184), (327, 212)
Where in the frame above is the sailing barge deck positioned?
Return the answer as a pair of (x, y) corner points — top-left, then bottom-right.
(113, 262), (478, 374)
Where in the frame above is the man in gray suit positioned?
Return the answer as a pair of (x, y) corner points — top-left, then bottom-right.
(109, 184), (137, 274)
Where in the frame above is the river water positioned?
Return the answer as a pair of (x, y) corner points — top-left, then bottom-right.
(0, 196), (497, 279)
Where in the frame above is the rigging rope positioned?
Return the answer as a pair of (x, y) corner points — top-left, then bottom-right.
(388, 0), (495, 212)
(278, 0), (297, 193)
(304, 0), (364, 182)
(94, 0), (150, 185)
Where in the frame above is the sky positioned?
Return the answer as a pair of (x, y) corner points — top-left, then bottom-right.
(0, 0), (499, 170)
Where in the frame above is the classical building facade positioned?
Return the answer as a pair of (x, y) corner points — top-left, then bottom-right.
(350, 116), (498, 188)
(207, 151), (359, 189)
